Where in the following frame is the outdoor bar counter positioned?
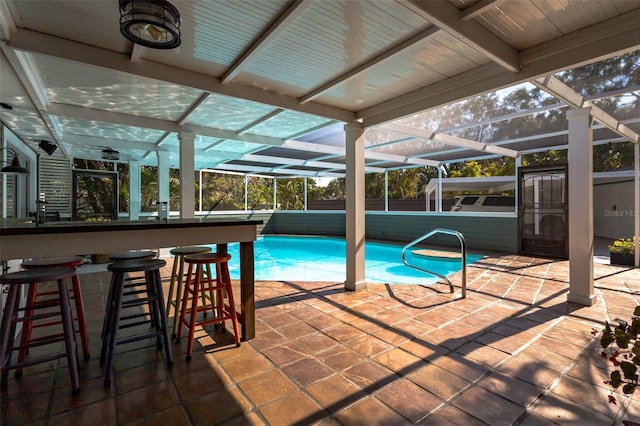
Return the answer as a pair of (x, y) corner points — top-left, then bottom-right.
(0, 218), (263, 340)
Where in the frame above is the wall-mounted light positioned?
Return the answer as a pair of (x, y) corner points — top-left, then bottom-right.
(38, 140), (57, 156)
(102, 148), (120, 161)
(119, 0), (181, 49)
(0, 147), (29, 174)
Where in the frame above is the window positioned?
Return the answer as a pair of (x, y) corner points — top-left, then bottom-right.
(483, 196), (515, 207)
(461, 196), (479, 205)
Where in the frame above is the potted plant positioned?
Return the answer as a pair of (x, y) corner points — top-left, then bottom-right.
(609, 237), (636, 266)
(596, 306), (640, 406)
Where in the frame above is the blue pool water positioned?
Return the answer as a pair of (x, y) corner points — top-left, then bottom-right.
(216, 235), (482, 285)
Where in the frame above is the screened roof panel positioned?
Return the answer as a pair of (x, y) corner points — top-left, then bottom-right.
(258, 147), (326, 161)
(553, 51), (639, 99)
(186, 94), (278, 131)
(207, 139), (266, 154)
(38, 55), (204, 121)
(250, 111), (334, 139)
(54, 116), (164, 142)
(227, 160), (282, 168)
(369, 138), (452, 157)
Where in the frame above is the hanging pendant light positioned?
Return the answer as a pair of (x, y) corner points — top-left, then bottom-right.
(119, 0), (181, 49)
(0, 148), (29, 174)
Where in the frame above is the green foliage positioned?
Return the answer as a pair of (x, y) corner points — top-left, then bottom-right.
(608, 238), (637, 255)
(275, 178), (306, 210)
(597, 305), (640, 405)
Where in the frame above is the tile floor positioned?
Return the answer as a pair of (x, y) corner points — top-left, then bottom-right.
(2, 251), (640, 425)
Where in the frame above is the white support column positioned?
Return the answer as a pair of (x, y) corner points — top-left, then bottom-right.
(273, 178), (277, 210)
(244, 175), (248, 211)
(158, 150), (170, 211)
(345, 121), (366, 291)
(437, 166), (443, 212)
(635, 142), (639, 267)
(129, 162), (141, 221)
(179, 132), (195, 219)
(304, 178), (308, 210)
(198, 170), (203, 212)
(567, 107), (595, 306)
(515, 156), (521, 214)
(384, 171), (388, 212)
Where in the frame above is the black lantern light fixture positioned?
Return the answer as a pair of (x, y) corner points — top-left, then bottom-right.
(119, 0), (181, 49)
(1, 147), (29, 174)
(102, 148), (120, 161)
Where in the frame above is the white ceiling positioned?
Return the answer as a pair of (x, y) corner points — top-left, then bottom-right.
(0, 0), (638, 177)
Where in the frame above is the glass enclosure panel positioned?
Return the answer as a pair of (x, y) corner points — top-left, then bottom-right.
(201, 171), (244, 211)
(247, 176), (273, 210)
(387, 169), (428, 212)
(117, 163), (129, 213)
(275, 178), (305, 210)
(140, 166), (158, 212)
(364, 173), (385, 211)
(308, 177), (345, 210)
(169, 169), (181, 212)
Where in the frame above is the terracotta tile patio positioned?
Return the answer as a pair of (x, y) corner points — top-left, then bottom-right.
(2, 252), (640, 425)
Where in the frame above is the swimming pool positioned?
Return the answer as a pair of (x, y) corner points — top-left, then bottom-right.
(216, 235), (482, 285)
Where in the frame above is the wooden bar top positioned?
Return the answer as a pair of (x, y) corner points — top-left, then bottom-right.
(0, 218), (263, 236)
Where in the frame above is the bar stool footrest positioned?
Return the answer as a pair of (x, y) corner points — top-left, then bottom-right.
(6, 352), (68, 370)
(13, 335), (66, 351)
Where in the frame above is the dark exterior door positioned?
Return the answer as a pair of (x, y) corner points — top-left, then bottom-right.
(519, 164), (568, 258)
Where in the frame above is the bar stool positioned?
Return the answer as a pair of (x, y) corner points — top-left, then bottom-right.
(100, 258), (172, 387)
(176, 253), (240, 361)
(101, 251), (157, 336)
(20, 256), (90, 360)
(0, 266), (80, 395)
(166, 246), (213, 338)
(108, 251), (156, 262)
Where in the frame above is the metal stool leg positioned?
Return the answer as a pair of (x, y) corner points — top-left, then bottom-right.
(70, 273), (90, 360)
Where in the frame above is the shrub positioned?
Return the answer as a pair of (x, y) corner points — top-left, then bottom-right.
(608, 237), (637, 255)
(596, 306), (640, 405)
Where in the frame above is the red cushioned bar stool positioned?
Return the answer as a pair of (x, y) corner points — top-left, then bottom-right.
(21, 256), (90, 360)
(0, 266), (80, 395)
(176, 252), (240, 361)
(166, 246), (213, 338)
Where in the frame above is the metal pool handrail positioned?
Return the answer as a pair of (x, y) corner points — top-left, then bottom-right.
(401, 228), (467, 298)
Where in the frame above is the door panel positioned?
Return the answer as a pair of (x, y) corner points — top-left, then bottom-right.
(519, 164), (568, 258)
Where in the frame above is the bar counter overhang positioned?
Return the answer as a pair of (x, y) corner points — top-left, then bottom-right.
(0, 218), (262, 340)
